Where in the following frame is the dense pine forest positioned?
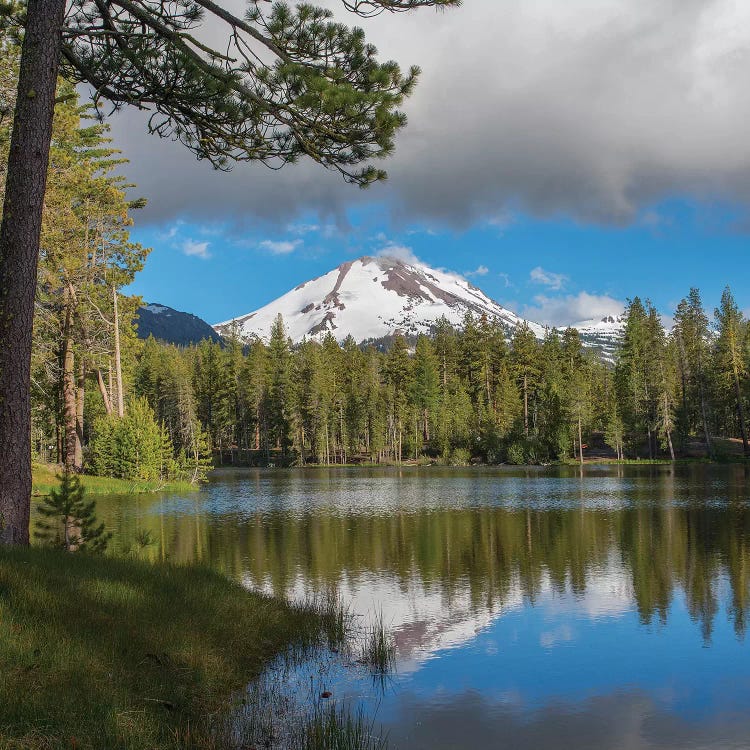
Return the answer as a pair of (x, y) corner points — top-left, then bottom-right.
(33, 283), (750, 473)
(4, 43), (749, 476)
(125, 289), (749, 468)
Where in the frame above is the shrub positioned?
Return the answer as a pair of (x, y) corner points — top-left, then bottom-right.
(35, 473), (110, 552)
(90, 399), (174, 482)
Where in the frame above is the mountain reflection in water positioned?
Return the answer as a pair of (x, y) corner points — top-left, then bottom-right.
(96, 465), (750, 749)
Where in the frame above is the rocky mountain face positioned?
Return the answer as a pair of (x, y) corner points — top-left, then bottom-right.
(137, 303), (223, 346)
(213, 255), (625, 359)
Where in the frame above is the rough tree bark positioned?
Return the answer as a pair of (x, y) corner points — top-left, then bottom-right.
(734, 373), (749, 458)
(75, 359), (85, 469)
(113, 285), (124, 418)
(62, 302), (78, 473)
(0, 0), (66, 545)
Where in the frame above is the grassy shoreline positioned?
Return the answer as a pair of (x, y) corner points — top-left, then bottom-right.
(32, 463), (197, 497)
(0, 547), (340, 749)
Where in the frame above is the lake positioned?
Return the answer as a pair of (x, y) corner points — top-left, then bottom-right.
(96, 465), (750, 749)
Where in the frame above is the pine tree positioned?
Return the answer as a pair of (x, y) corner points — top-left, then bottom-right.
(510, 323), (540, 438)
(616, 298), (650, 457)
(267, 315), (295, 458)
(35, 472), (110, 552)
(604, 406), (625, 461)
(410, 335), (440, 446)
(714, 287), (749, 457)
(383, 335), (411, 462)
(673, 289), (712, 454)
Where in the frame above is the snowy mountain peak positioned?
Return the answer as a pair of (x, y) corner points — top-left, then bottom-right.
(213, 256), (625, 361)
(214, 255), (546, 344)
(574, 313), (626, 329)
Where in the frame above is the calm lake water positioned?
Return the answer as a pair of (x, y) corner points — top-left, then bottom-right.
(97, 465), (750, 749)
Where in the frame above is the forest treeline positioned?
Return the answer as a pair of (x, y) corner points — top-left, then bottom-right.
(4, 43), (749, 473)
(124, 286), (750, 468)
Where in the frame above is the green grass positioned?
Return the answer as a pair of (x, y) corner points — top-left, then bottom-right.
(359, 610), (395, 676)
(0, 547), (344, 750)
(32, 463), (196, 497)
(290, 702), (388, 750)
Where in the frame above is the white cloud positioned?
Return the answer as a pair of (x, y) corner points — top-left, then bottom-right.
(530, 266), (568, 291)
(521, 292), (625, 327)
(182, 239), (211, 259)
(498, 273), (512, 288)
(159, 219), (184, 241)
(375, 242), (421, 265)
(287, 222), (319, 235)
(259, 239), (303, 255)
(465, 265), (489, 277)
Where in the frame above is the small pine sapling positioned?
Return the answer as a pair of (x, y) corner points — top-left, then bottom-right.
(35, 473), (111, 552)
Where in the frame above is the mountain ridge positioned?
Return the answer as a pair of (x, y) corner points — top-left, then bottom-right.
(137, 303), (223, 346)
(213, 255), (625, 359)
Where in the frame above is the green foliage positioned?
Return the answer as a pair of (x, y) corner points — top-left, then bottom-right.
(27, 0), (463, 182)
(91, 398), (173, 482)
(35, 472), (111, 552)
(90, 397), (211, 484)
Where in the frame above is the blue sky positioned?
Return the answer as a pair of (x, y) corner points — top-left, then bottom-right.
(126, 198), (749, 328)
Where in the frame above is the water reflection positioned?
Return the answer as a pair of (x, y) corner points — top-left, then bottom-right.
(94, 465), (750, 749)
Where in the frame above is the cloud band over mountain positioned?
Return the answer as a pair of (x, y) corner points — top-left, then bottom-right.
(106, 0), (750, 229)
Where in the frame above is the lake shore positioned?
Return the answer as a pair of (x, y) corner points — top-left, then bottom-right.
(0, 547), (343, 750)
(31, 463), (199, 497)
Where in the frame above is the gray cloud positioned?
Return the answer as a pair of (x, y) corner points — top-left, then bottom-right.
(105, 0), (750, 229)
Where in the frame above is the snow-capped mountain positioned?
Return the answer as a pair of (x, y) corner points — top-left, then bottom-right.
(573, 314), (627, 362)
(214, 255), (546, 343)
(213, 255), (624, 358)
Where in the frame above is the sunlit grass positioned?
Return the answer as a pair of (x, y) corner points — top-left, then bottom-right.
(32, 463), (196, 496)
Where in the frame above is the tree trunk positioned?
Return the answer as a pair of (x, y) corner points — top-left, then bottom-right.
(578, 416), (583, 467)
(75, 359), (85, 470)
(62, 305), (78, 474)
(698, 362), (712, 457)
(0, 0), (66, 545)
(667, 428), (675, 461)
(96, 369), (113, 415)
(113, 286), (125, 417)
(734, 371), (749, 457)
(523, 373), (529, 437)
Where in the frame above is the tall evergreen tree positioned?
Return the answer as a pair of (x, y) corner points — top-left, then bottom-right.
(673, 289), (712, 454)
(383, 334), (411, 462)
(267, 314), (295, 457)
(510, 323), (540, 438)
(714, 287), (749, 457)
(616, 298), (650, 457)
(411, 335), (440, 446)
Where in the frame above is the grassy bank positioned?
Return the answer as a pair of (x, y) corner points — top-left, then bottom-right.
(32, 463), (196, 497)
(0, 547), (340, 749)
